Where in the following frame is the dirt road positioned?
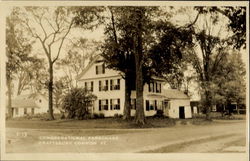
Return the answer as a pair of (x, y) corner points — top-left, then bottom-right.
(5, 120), (247, 153)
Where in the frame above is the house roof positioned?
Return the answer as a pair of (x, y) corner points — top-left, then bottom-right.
(76, 55), (101, 81)
(10, 93), (47, 108)
(12, 99), (40, 108)
(163, 89), (189, 99)
(146, 89), (190, 100)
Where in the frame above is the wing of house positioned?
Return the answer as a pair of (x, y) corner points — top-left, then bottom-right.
(10, 93), (49, 117)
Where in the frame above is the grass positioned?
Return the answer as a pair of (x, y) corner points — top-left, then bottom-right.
(6, 117), (177, 129)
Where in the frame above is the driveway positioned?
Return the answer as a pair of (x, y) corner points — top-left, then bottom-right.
(5, 120), (246, 153)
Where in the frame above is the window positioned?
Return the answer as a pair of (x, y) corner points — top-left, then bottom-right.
(96, 63), (105, 75)
(148, 82), (161, 93)
(39, 99), (42, 103)
(131, 99), (136, 110)
(15, 108), (19, 115)
(24, 108), (27, 114)
(148, 83), (154, 92)
(31, 108), (34, 115)
(146, 100), (157, 111)
(85, 81), (94, 92)
(156, 83), (161, 93)
(110, 79), (120, 90)
(99, 80), (108, 91)
(110, 99), (120, 110)
(99, 99), (109, 111)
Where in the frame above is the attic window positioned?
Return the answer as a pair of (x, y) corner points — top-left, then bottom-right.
(39, 99), (42, 103)
(96, 63), (105, 75)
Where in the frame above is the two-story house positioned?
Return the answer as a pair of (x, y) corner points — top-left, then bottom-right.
(77, 55), (192, 119)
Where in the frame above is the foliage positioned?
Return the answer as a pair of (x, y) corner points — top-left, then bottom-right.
(195, 6), (246, 49)
(62, 88), (97, 120)
(56, 38), (100, 89)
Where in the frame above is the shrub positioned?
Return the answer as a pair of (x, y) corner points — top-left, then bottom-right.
(153, 110), (164, 118)
(92, 113), (99, 119)
(99, 113), (105, 118)
(62, 88), (97, 120)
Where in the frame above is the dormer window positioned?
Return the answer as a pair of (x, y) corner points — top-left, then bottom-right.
(96, 63), (105, 75)
(148, 82), (161, 93)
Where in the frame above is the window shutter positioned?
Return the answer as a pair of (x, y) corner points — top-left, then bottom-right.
(117, 79), (120, 90)
(118, 99), (120, 110)
(91, 81), (94, 92)
(85, 82), (87, 90)
(148, 83), (151, 92)
(99, 100), (101, 111)
(96, 66), (98, 75)
(152, 83), (155, 92)
(106, 99), (109, 110)
(110, 99), (113, 110)
(146, 100), (149, 111)
(159, 83), (161, 93)
(110, 80), (113, 90)
(102, 63), (105, 74)
(156, 82), (158, 93)
(99, 81), (101, 91)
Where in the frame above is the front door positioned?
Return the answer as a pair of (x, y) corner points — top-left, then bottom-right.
(179, 106), (185, 119)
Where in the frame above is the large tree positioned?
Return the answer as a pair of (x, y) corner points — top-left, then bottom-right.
(102, 7), (194, 124)
(18, 6), (102, 120)
(102, 7), (160, 124)
(185, 6), (246, 119)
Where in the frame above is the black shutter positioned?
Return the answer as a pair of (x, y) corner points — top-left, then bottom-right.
(85, 82), (87, 90)
(118, 99), (120, 110)
(146, 100), (149, 111)
(102, 63), (105, 74)
(152, 83), (155, 92)
(110, 80), (113, 90)
(159, 83), (161, 93)
(91, 81), (94, 91)
(96, 66), (98, 75)
(110, 99), (113, 110)
(117, 79), (120, 90)
(148, 83), (151, 92)
(99, 100), (101, 111)
(99, 81), (101, 91)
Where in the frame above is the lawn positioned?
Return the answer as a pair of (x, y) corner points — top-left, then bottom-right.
(6, 117), (177, 129)
(6, 113), (245, 129)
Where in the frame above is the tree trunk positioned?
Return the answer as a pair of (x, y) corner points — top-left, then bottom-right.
(48, 63), (55, 120)
(204, 90), (211, 120)
(134, 10), (145, 125)
(123, 74), (132, 120)
(7, 80), (13, 118)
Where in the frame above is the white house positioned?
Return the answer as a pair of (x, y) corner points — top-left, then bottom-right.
(9, 93), (60, 117)
(77, 55), (192, 119)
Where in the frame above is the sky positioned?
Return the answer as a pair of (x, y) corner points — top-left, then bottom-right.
(4, 5), (248, 100)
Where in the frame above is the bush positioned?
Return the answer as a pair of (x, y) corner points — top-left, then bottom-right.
(91, 113), (99, 119)
(62, 88), (97, 120)
(99, 113), (105, 118)
(114, 113), (123, 118)
(153, 110), (164, 118)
